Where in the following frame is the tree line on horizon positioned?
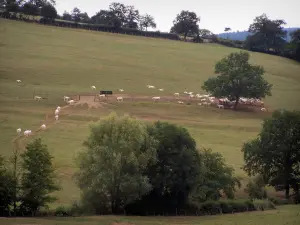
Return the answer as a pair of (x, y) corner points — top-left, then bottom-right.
(1, 1), (300, 61)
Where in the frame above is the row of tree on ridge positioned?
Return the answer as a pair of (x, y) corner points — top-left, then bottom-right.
(1, 1), (300, 61)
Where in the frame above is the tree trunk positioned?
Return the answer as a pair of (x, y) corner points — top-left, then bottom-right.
(184, 33), (187, 41)
(233, 97), (239, 110)
(285, 184), (290, 199)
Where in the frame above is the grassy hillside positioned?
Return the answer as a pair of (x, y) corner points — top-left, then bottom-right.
(1, 205), (300, 225)
(1, 19), (300, 205)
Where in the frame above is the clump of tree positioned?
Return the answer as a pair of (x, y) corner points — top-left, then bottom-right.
(242, 110), (300, 201)
(285, 29), (300, 61)
(139, 14), (156, 31)
(89, 2), (156, 31)
(170, 10), (200, 41)
(40, 2), (57, 20)
(70, 7), (90, 23)
(202, 51), (272, 110)
(76, 114), (241, 215)
(0, 155), (16, 216)
(190, 148), (241, 203)
(245, 14), (287, 54)
(244, 175), (268, 200)
(0, 138), (59, 216)
(75, 113), (157, 214)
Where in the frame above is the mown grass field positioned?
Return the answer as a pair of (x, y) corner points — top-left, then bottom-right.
(1, 205), (300, 225)
(1, 19), (300, 206)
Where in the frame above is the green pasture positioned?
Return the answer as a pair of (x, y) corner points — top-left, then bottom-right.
(1, 205), (300, 225)
(1, 19), (300, 205)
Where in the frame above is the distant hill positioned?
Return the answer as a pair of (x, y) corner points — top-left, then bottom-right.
(217, 28), (300, 42)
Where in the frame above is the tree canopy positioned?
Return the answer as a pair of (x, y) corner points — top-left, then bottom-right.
(20, 138), (59, 215)
(191, 148), (241, 202)
(202, 51), (272, 109)
(170, 10), (200, 40)
(0, 155), (15, 216)
(139, 14), (156, 31)
(242, 110), (300, 200)
(125, 121), (202, 214)
(40, 2), (57, 20)
(75, 113), (157, 214)
(246, 14), (287, 53)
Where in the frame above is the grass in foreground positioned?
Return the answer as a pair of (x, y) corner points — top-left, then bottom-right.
(1, 205), (300, 225)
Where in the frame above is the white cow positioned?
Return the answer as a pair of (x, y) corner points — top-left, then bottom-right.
(99, 94), (106, 98)
(34, 96), (42, 101)
(68, 100), (75, 105)
(55, 115), (59, 120)
(57, 106), (61, 112)
(178, 101), (184, 104)
(189, 94), (194, 98)
(217, 104), (225, 109)
(17, 128), (22, 135)
(91, 86), (96, 90)
(41, 124), (46, 130)
(174, 93), (180, 97)
(16, 80), (22, 83)
(117, 96), (123, 101)
(158, 89), (164, 91)
(63, 96), (70, 102)
(119, 89), (124, 92)
(261, 107), (267, 112)
(152, 96), (160, 101)
(147, 85), (155, 89)
(24, 130), (32, 137)
(55, 109), (60, 116)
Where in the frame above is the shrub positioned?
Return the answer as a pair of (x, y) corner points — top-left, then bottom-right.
(69, 200), (84, 216)
(253, 199), (276, 211)
(191, 199), (275, 216)
(55, 206), (70, 217)
(268, 197), (292, 205)
(244, 175), (268, 200)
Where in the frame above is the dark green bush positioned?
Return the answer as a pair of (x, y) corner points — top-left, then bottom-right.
(253, 199), (276, 211)
(195, 199), (274, 215)
(55, 206), (70, 217)
(268, 197), (292, 205)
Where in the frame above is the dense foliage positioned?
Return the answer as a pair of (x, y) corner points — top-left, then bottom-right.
(20, 138), (59, 216)
(0, 139), (59, 217)
(202, 51), (272, 109)
(75, 113), (157, 214)
(242, 110), (300, 200)
(75, 117), (242, 215)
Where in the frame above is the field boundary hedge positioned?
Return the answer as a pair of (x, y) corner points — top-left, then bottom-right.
(0, 12), (181, 41)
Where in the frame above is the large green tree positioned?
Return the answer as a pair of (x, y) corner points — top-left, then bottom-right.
(0, 155), (15, 216)
(190, 148), (241, 202)
(127, 121), (202, 214)
(90, 10), (121, 27)
(242, 110), (300, 199)
(246, 14), (287, 53)
(75, 113), (157, 214)
(139, 14), (156, 31)
(62, 10), (71, 21)
(170, 10), (200, 41)
(20, 138), (59, 216)
(290, 29), (300, 61)
(202, 51), (272, 109)
(1, 0), (21, 12)
(40, 2), (56, 20)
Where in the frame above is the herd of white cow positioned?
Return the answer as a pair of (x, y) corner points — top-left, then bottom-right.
(15, 80), (267, 137)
